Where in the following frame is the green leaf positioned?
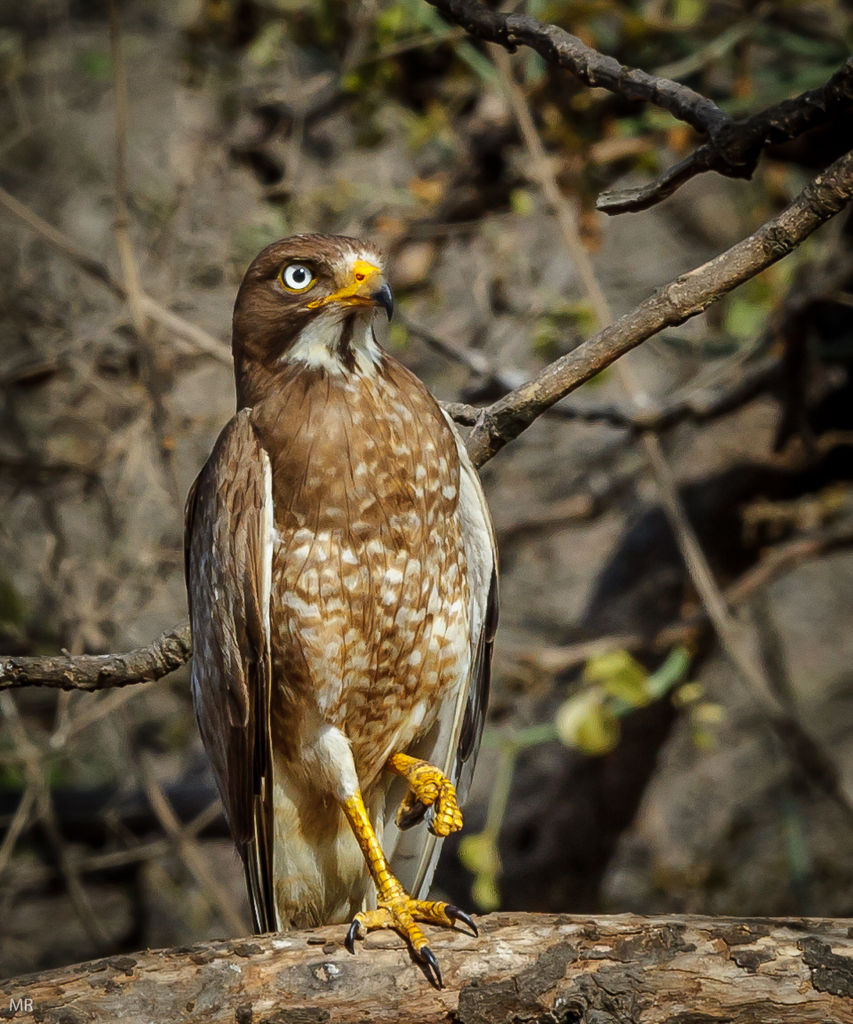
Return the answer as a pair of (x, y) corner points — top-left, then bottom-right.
(0, 576), (26, 628)
(555, 689), (621, 755)
(458, 832), (500, 877)
(460, 829), (502, 910)
(691, 701), (725, 726)
(454, 40), (498, 85)
(583, 649), (650, 707)
(673, 681), (704, 707)
(509, 188), (536, 216)
(246, 23), (287, 68)
(725, 294), (767, 343)
(671, 0), (705, 26)
(387, 322), (408, 351)
(472, 873), (501, 912)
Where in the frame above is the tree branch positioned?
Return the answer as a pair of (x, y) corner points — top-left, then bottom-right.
(0, 623), (191, 692)
(425, 0), (853, 213)
(425, 0), (729, 136)
(464, 147), (853, 467)
(598, 57), (853, 214)
(447, 351), (785, 432)
(3, 912), (853, 1023)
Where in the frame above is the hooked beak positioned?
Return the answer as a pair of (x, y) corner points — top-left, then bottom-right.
(371, 281), (394, 321)
(308, 259), (393, 320)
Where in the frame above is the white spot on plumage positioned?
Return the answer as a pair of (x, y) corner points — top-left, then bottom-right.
(410, 700), (427, 726)
(282, 592), (321, 619)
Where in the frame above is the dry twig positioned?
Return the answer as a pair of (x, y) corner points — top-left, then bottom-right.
(0, 694), (110, 950)
(427, 0), (728, 134)
(138, 755), (247, 936)
(511, 511), (853, 677)
(0, 183), (230, 365)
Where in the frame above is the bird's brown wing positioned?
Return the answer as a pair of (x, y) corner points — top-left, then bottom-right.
(388, 417), (498, 898)
(184, 409), (276, 932)
(443, 438), (499, 810)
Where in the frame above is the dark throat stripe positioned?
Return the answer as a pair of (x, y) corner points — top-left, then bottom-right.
(337, 314), (357, 373)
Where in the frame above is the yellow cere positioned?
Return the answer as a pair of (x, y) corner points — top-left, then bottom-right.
(308, 259), (382, 309)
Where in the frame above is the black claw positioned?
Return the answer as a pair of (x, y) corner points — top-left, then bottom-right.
(396, 797), (428, 830)
(345, 920), (361, 954)
(446, 905), (478, 937)
(420, 945), (443, 989)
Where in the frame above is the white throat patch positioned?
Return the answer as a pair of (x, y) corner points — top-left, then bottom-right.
(286, 307), (383, 377)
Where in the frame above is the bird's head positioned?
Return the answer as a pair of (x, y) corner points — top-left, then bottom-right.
(232, 234), (393, 400)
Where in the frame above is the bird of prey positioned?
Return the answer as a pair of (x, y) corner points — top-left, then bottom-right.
(184, 234), (498, 984)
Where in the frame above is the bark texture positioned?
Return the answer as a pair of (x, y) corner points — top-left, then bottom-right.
(3, 912), (853, 1023)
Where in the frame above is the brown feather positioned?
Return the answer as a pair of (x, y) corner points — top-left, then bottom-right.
(184, 411), (276, 930)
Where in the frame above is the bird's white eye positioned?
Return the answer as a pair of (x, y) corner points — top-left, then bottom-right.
(280, 263), (315, 292)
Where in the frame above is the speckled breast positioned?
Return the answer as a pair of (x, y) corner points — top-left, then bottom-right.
(260, 358), (470, 785)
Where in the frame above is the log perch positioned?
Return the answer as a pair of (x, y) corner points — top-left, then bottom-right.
(3, 912), (853, 1023)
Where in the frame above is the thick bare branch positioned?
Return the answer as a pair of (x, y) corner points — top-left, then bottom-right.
(447, 351), (783, 432)
(3, 913), (853, 1023)
(488, 41), (853, 825)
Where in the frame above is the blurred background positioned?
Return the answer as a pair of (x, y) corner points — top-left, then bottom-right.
(2, 0), (853, 979)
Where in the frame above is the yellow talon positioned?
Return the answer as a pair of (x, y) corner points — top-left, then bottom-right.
(340, 788), (477, 988)
(346, 897), (476, 986)
(386, 752), (463, 837)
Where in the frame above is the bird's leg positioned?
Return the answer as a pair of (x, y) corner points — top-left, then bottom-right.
(341, 788), (476, 988)
(386, 752), (463, 836)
